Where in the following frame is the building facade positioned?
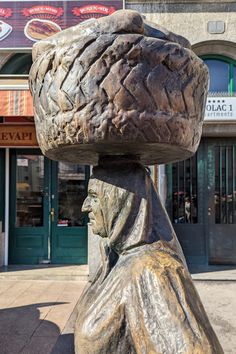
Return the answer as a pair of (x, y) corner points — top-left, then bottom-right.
(1, 0), (235, 267)
(126, 0), (236, 265)
(0, 1), (122, 267)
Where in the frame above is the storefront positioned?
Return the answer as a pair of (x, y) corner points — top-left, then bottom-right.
(0, 0), (123, 266)
(165, 55), (236, 266)
(0, 111), (90, 265)
(9, 149), (90, 264)
(125, 0), (236, 268)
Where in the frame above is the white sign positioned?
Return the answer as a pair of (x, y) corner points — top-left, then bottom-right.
(204, 97), (236, 120)
(17, 158), (28, 167)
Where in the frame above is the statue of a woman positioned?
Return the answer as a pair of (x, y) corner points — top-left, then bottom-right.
(74, 159), (223, 354)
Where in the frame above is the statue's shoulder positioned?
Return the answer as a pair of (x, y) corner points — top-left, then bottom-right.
(120, 246), (186, 281)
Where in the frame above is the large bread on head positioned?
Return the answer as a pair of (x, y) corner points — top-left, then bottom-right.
(29, 10), (209, 165)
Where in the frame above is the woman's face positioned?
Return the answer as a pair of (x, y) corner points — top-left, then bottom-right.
(82, 179), (107, 237)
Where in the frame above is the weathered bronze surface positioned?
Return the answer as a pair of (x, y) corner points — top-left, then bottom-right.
(74, 161), (223, 354)
(29, 9), (223, 354)
(29, 10), (208, 165)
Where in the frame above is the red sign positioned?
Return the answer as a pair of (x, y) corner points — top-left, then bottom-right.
(22, 5), (64, 17)
(0, 1), (123, 49)
(73, 5), (116, 16)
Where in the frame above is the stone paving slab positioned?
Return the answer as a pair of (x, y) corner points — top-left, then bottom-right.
(0, 265), (89, 281)
(0, 279), (87, 354)
(0, 267), (235, 354)
(195, 281), (236, 354)
(190, 265), (236, 281)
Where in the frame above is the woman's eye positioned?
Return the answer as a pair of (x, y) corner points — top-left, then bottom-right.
(88, 190), (97, 198)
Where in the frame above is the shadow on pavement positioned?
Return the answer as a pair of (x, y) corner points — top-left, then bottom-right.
(51, 333), (75, 354)
(0, 302), (70, 354)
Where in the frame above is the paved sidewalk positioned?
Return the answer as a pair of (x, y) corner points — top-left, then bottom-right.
(0, 278), (87, 354)
(0, 265), (89, 281)
(190, 264), (236, 281)
(0, 265), (235, 353)
(195, 281), (236, 354)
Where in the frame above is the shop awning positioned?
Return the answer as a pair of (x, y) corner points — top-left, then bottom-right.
(0, 90), (33, 117)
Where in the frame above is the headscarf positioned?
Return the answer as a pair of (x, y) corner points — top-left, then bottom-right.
(89, 158), (186, 272)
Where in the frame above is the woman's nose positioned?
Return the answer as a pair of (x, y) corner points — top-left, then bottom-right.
(82, 196), (91, 212)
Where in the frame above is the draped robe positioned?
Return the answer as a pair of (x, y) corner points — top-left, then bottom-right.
(74, 162), (223, 354)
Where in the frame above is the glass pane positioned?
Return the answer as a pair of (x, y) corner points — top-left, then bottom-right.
(234, 66), (236, 93)
(215, 146), (220, 223)
(171, 155), (198, 224)
(58, 163), (87, 227)
(215, 145), (236, 224)
(0, 53), (32, 74)
(221, 147), (227, 223)
(204, 59), (229, 93)
(16, 155), (44, 227)
(228, 147), (233, 224)
(190, 156), (198, 223)
(172, 164), (180, 223)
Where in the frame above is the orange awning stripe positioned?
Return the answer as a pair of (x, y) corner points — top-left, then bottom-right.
(0, 90), (33, 116)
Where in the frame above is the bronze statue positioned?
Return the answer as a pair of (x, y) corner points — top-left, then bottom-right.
(29, 9), (224, 354)
(29, 10), (207, 165)
(74, 160), (223, 354)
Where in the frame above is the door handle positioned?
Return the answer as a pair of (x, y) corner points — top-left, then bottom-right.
(50, 208), (55, 222)
(208, 207), (211, 215)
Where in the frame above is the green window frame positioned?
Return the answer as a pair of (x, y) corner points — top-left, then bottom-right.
(202, 55), (236, 95)
(0, 53), (32, 75)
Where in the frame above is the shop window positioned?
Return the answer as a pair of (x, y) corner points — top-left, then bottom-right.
(166, 155), (198, 224)
(0, 53), (32, 75)
(215, 146), (236, 224)
(202, 56), (236, 96)
(16, 154), (44, 227)
(58, 162), (88, 227)
(234, 65), (236, 89)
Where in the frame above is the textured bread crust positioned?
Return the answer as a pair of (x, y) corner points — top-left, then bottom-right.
(29, 10), (209, 165)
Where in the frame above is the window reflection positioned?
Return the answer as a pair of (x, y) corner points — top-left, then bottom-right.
(215, 146), (236, 224)
(204, 59), (229, 93)
(171, 155), (198, 224)
(16, 155), (44, 227)
(58, 163), (87, 227)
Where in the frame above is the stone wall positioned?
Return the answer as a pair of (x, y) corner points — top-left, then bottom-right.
(125, 1), (236, 138)
(126, 1), (236, 48)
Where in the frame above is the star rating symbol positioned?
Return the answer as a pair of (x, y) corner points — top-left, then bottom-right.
(207, 99), (226, 103)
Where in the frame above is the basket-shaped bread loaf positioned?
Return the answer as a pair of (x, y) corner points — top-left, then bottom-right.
(29, 10), (209, 165)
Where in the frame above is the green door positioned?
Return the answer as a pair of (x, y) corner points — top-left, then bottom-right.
(207, 140), (236, 264)
(50, 161), (89, 264)
(166, 138), (236, 266)
(166, 143), (208, 265)
(9, 149), (89, 264)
